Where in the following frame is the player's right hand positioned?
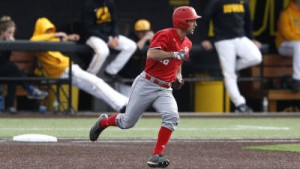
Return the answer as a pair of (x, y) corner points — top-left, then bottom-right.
(3, 34), (14, 41)
(173, 51), (187, 60)
(201, 40), (213, 51)
(67, 34), (80, 42)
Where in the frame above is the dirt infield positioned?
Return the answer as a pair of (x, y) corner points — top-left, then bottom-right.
(1, 139), (300, 169)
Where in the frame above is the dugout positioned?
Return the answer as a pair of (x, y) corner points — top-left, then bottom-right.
(0, 0), (292, 112)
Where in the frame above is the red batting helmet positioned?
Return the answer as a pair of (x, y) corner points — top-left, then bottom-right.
(172, 6), (201, 30)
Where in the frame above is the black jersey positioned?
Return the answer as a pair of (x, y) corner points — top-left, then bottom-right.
(199, 0), (253, 42)
(82, 0), (118, 42)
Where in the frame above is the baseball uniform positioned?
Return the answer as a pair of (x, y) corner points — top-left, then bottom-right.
(198, 0), (262, 111)
(82, 0), (137, 75)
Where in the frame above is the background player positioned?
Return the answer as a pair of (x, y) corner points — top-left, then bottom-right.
(197, 0), (262, 113)
(30, 17), (128, 113)
(89, 6), (201, 168)
(82, 0), (137, 77)
(276, 0), (300, 91)
(115, 19), (154, 96)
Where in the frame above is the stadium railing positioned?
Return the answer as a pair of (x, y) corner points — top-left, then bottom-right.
(0, 40), (268, 113)
(0, 40), (93, 114)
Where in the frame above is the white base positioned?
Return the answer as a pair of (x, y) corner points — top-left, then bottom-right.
(13, 134), (58, 142)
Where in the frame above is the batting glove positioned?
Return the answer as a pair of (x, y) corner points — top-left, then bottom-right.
(173, 51), (187, 60)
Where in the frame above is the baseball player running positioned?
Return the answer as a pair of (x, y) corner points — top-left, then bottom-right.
(89, 6), (201, 168)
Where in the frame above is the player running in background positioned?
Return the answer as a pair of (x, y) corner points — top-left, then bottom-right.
(197, 0), (262, 113)
(89, 6), (201, 168)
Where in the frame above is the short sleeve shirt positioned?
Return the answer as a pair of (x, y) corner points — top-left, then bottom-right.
(144, 28), (192, 82)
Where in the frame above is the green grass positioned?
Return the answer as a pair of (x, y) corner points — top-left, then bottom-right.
(244, 144), (300, 153)
(0, 117), (300, 139)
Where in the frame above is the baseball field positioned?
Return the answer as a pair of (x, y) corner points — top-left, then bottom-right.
(1, 113), (300, 169)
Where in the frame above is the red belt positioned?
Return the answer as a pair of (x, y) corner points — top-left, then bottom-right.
(144, 74), (171, 88)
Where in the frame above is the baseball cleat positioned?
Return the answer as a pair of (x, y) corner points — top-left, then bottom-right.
(147, 154), (170, 168)
(235, 104), (253, 113)
(89, 114), (108, 141)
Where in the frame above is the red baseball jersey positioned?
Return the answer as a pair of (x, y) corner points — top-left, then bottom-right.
(144, 28), (192, 82)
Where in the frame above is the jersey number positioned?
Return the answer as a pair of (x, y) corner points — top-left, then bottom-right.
(160, 59), (170, 65)
(96, 7), (111, 24)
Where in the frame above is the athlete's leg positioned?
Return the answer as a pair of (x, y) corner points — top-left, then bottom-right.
(278, 41), (300, 80)
(236, 37), (262, 71)
(99, 75), (160, 130)
(61, 64), (128, 112)
(152, 89), (179, 155)
(86, 36), (110, 75)
(113, 76), (158, 129)
(105, 35), (137, 75)
(215, 39), (246, 106)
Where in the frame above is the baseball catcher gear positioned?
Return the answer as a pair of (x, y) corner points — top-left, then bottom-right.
(172, 6), (201, 30)
(173, 51), (188, 60)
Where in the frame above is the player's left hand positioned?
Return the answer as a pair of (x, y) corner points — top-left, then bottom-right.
(108, 36), (119, 48)
(172, 75), (184, 90)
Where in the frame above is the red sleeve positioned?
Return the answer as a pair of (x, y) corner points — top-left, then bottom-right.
(187, 41), (192, 59)
(183, 39), (192, 60)
(149, 30), (169, 50)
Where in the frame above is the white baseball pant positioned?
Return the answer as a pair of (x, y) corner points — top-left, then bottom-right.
(86, 35), (137, 75)
(278, 41), (300, 80)
(214, 37), (262, 106)
(60, 64), (128, 112)
(115, 72), (179, 131)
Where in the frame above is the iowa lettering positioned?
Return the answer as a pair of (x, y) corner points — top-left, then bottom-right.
(223, 4), (244, 13)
